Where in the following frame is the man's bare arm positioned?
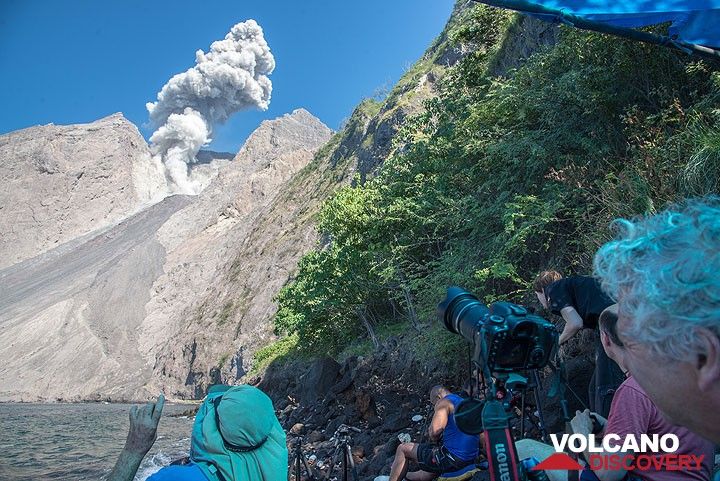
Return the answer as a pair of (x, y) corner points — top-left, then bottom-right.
(428, 399), (453, 442)
(559, 306), (584, 345)
(107, 395), (164, 481)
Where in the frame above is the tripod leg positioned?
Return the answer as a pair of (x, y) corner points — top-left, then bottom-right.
(532, 370), (549, 442)
(520, 390), (526, 437)
(294, 452), (301, 481)
(345, 444), (359, 481)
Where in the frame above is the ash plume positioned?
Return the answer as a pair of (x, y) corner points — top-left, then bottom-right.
(147, 19), (275, 194)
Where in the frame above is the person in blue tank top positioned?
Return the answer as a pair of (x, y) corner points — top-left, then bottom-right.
(387, 385), (480, 481)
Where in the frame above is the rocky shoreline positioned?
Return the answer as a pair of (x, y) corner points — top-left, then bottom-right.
(255, 329), (597, 480)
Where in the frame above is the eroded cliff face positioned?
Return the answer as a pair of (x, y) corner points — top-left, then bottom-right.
(0, 109), (333, 401)
(141, 109), (336, 398)
(0, 113), (168, 270)
(0, 1), (561, 402)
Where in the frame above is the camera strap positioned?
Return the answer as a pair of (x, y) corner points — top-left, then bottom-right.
(482, 399), (521, 481)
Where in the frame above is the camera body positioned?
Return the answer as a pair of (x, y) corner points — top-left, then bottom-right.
(438, 287), (557, 373)
(439, 287), (557, 481)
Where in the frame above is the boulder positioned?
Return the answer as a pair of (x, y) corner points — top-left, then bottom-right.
(298, 357), (342, 402)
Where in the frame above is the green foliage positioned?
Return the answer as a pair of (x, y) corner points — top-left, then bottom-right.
(448, 4), (514, 49)
(250, 334), (301, 374)
(338, 321), (410, 361)
(218, 353), (230, 368)
(216, 301), (234, 326)
(272, 4), (720, 360)
(413, 322), (469, 370)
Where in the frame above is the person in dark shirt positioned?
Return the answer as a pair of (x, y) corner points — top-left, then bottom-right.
(534, 271), (613, 345)
(534, 271), (624, 417)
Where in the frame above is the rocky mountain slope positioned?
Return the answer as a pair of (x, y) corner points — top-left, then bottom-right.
(0, 1), (561, 402)
(141, 109), (336, 398)
(0, 113), (168, 270)
(0, 109), (332, 402)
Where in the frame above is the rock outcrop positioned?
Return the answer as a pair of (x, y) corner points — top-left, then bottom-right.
(0, 113), (168, 270)
(268, 326), (594, 480)
(0, 109), (333, 401)
(142, 108), (336, 398)
(259, 327), (594, 481)
(0, 1), (564, 402)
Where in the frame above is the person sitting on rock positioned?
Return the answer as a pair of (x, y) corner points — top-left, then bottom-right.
(387, 385), (480, 481)
(570, 306), (715, 481)
(534, 270), (625, 418)
(107, 385), (288, 481)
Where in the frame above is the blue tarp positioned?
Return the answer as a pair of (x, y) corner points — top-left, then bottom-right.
(484, 1), (720, 48)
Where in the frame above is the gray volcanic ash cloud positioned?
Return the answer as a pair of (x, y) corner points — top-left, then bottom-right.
(147, 19), (275, 194)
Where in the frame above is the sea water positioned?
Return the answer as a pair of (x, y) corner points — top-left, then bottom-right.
(0, 402), (195, 480)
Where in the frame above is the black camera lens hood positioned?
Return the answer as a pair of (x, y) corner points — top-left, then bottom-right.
(454, 398), (486, 435)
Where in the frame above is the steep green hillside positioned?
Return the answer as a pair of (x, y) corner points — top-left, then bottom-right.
(270, 3), (720, 360)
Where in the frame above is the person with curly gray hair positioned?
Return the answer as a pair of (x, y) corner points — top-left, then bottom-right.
(593, 196), (720, 444)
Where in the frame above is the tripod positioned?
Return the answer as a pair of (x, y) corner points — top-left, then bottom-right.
(463, 363), (560, 481)
(474, 369), (549, 443)
(322, 424), (360, 481)
(504, 370), (549, 442)
(289, 433), (317, 481)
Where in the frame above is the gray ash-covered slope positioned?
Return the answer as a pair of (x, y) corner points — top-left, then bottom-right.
(0, 195), (191, 402)
(142, 109), (335, 399)
(0, 109), (332, 402)
(0, 113), (168, 270)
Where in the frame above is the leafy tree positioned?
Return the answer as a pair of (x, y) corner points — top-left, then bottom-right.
(273, 5), (719, 356)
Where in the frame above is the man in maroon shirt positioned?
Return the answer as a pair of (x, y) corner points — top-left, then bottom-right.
(570, 306), (714, 481)
(593, 198), (720, 446)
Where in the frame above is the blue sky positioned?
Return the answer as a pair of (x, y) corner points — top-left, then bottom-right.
(0, 0), (455, 153)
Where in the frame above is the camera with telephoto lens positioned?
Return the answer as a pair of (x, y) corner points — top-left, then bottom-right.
(438, 287), (557, 373)
(438, 287), (557, 481)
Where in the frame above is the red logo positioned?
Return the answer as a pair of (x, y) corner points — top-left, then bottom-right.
(533, 453), (583, 471)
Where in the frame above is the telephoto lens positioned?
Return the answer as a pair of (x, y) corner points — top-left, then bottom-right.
(438, 286), (558, 372)
(437, 286), (490, 343)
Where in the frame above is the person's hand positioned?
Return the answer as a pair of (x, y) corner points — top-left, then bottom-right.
(592, 412), (608, 428)
(124, 394), (165, 456)
(570, 408), (593, 436)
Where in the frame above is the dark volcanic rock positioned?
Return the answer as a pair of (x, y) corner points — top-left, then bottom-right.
(298, 356), (342, 402)
(355, 388), (378, 420)
(382, 411), (411, 433)
(263, 325), (596, 477)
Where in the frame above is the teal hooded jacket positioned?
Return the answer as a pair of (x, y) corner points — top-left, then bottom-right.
(189, 385), (288, 481)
